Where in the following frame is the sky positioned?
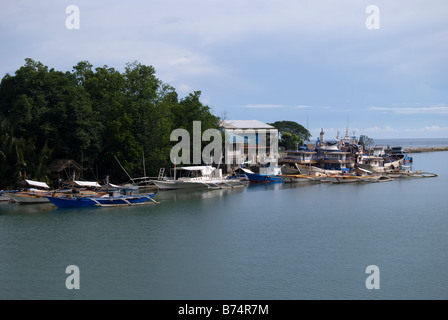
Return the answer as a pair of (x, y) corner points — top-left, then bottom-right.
(1, 0), (447, 140)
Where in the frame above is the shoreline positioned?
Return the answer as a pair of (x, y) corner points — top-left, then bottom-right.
(403, 147), (448, 153)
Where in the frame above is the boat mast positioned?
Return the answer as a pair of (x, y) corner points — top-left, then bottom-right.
(142, 148), (147, 178)
(114, 156), (136, 184)
(174, 157), (177, 180)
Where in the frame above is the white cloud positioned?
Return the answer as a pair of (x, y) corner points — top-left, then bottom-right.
(177, 84), (192, 93)
(420, 126), (448, 132)
(242, 104), (287, 109)
(293, 105), (314, 109)
(368, 105), (448, 114)
(241, 104), (313, 109)
(169, 57), (191, 66)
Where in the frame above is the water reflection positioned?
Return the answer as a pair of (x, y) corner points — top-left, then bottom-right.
(0, 201), (56, 215)
(153, 186), (248, 202)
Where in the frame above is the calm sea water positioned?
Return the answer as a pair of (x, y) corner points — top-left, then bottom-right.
(1, 151), (447, 300)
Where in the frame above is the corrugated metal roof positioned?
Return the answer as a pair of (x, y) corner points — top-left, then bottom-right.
(220, 120), (275, 129)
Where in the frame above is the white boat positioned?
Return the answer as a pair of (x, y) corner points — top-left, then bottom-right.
(295, 163), (344, 176)
(359, 145), (408, 173)
(6, 179), (52, 204)
(7, 191), (51, 204)
(152, 166), (248, 190)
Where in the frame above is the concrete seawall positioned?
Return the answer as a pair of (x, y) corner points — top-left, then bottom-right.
(403, 147), (448, 153)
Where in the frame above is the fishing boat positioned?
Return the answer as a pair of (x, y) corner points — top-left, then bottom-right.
(100, 175), (141, 193)
(388, 146), (413, 164)
(244, 165), (284, 184)
(384, 169), (438, 178)
(409, 171), (438, 178)
(327, 175), (361, 184)
(360, 145), (411, 173)
(245, 172), (283, 183)
(0, 191), (13, 202)
(46, 192), (158, 208)
(5, 179), (52, 204)
(279, 174), (316, 183)
(7, 191), (51, 204)
(152, 166), (248, 190)
(114, 155), (155, 190)
(358, 175), (394, 183)
(295, 163), (344, 176)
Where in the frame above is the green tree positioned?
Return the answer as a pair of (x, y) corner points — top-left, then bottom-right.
(170, 91), (220, 165)
(359, 135), (374, 151)
(269, 120), (311, 142)
(0, 58), (222, 188)
(279, 132), (301, 150)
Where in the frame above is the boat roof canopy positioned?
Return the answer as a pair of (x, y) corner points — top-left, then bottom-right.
(103, 183), (121, 188)
(72, 180), (101, 187)
(357, 167), (374, 174)
(25, 179), (50, 189)
(240, 168), (255, 174)
(177, 166), (216, 175)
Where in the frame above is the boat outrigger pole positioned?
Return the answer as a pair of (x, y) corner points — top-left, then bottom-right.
(114, 156), (136, 184)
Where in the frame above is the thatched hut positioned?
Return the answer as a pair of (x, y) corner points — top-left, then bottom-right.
(48, 159), (82, 181)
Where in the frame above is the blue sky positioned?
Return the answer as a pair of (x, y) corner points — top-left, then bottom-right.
(1, 0), (447, 139)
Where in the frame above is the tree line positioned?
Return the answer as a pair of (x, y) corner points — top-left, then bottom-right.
(0, 59), (219, 188)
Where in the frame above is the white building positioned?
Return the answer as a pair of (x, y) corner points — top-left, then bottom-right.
(219, 120), (278, 169)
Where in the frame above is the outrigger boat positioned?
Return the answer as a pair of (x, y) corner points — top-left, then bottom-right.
(278, 174), (317, 183)
(152, 166), (249, 190)
(46, 192), (158, 208)
(5, 179), (52, 204)
(7, 191), (51, 204)
(327, 175), (361, 184)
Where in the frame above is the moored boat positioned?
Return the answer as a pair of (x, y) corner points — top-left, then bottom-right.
(279, 174), (316, 183)
(0, 191), (13, 202)
(327, 175), (361, 184)
(245, 165), (284, 184)
(152, 166), (248, 190)
(46, 192), (158, 208)
(7, 191), (51, 204)
(245, 172), (284, 183)
(359, 175), (384, 183)
(5, 179), (52, 204)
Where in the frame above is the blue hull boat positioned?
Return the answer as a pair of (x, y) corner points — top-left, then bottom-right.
(46, 192), (157, 208)
(245, 172), (283, 183)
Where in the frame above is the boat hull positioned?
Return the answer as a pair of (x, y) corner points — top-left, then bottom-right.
(245, 173), (283, 183)
(152, 179), (248, 190)
(7, 193), (50, 204)
(279, 175), (315, 183)
(46, 193), (156, 208)
(327, 176), (361, 183)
